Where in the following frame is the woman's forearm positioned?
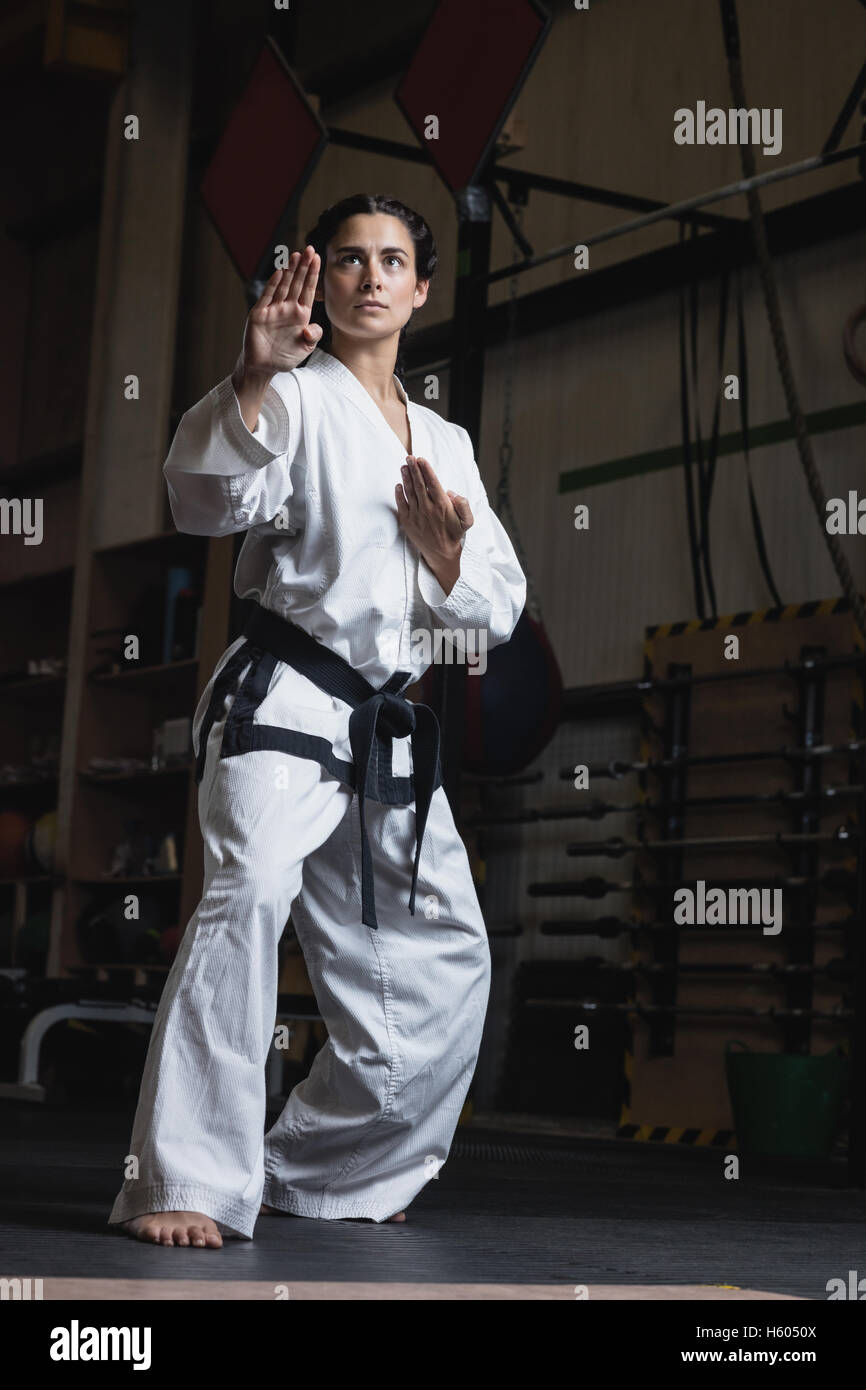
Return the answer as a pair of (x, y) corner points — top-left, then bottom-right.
(231, 358), (274, 433)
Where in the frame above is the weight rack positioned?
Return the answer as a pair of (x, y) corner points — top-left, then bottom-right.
(463, 605), (866, 1184)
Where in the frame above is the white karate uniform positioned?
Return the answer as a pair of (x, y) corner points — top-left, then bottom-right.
(107, 346), (526, 1236)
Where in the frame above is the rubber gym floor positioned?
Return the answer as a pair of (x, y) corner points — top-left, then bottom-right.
(1, 1103), (863, 1300)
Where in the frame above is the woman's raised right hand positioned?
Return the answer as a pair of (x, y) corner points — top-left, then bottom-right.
(240, 246), (323, 377)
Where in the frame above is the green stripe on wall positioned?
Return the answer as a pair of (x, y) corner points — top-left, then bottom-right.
(558, 399), (866, 493)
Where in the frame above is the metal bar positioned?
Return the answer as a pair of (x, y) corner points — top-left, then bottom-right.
(822, 57), (866, 155)
(488, 178), (534, 257)
(564, 830), (853, 857)
(461, 769), (545, 787)
(576, 651), (866, 702)
(461, 784), (866, 827)
(555, 643), (866, 715)
(566, 961), (848, 977)
(527, 869), (855, 897)
(326, 126), (430, 165)
(563, 740), (866, 781)
(491, 164), (741, 231)
(477, 141), (866, 287)
(537, 917), (854, 935)
(524, 999), (852, 1020)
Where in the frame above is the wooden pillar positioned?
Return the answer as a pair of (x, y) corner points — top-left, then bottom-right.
(49, 0), (194, 973)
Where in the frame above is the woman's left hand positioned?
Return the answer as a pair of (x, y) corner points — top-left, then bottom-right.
(395, 456), (474, 564)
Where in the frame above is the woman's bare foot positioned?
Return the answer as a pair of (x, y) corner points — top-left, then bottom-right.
(119, 1212), (223, 1247)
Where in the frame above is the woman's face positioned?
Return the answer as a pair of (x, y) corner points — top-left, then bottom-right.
(315, 212), (428, 346)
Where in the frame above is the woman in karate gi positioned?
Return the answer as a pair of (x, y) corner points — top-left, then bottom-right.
(109, 193), (526, 1247)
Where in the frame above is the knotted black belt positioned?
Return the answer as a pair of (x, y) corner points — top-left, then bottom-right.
(197, 603), (442, 931)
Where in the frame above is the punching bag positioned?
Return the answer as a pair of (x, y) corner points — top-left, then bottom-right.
(418, 610), (562, 776)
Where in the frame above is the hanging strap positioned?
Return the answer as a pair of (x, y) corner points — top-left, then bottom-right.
(678, 219), (706, 617)
(495, 198), (544, 625)
(696, 257), (731, 617)
(736, 268), (784, 608)
(719, 0), (863, 637)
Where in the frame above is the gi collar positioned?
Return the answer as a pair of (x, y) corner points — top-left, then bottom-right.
(304, 347), (413, 438)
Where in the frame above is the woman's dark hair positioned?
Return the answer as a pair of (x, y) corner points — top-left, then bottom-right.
(303, 193), (437, 386)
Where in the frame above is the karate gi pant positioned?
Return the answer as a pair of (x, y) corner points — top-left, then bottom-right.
(107, 702), (491, 1239)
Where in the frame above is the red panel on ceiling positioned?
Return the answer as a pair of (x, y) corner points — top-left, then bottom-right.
(395, 0), (549, 193)
(200, 40), (325, 281)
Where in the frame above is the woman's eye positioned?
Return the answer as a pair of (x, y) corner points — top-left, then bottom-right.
(339, 254), (403, 267)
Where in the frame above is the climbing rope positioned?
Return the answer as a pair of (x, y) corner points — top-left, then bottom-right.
(719, 0), (866, 641)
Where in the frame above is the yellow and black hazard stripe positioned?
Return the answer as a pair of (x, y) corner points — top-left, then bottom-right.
(644, 595), (858, 645)
(615, 1124), (736, 1146)
(616, 1025), (736, 1146)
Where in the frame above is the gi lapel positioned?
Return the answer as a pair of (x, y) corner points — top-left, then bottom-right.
(305, 347), (416, 459)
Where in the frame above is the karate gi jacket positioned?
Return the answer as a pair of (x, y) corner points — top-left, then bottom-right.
(163, 345), (527, 779)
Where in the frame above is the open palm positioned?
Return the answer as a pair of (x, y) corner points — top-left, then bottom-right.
(242, 246), (324, 375)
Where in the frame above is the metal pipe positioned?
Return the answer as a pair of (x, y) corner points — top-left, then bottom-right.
(537, 917), (854, 935)
(461, 784), (866, 828)
(564, 829), (855, 858)
(527, 869), (856, 897)
(564, 740), (866, 782)
(524, 999), (852, 1020)
(477, 141), (866, 287)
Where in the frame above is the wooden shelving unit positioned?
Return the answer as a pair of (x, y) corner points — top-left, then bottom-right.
(58, 529), (225, 978)
(0, 517), (239, 984)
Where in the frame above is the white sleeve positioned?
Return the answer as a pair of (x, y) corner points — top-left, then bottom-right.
(417, 424), (527, 649)
(163, 371), (303, 537)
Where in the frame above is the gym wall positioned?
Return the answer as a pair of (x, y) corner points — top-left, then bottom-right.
(287, 0), (865, 688)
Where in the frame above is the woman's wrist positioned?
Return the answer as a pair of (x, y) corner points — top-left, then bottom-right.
(422, 548), (462, 597)
(232, 358), (273, 393)
(231, 359), (274, 432)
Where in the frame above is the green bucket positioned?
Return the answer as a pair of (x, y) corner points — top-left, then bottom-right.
(725, 1041), (849, 1158)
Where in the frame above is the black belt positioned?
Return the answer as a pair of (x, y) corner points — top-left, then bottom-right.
(196, 603), (441, 931)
